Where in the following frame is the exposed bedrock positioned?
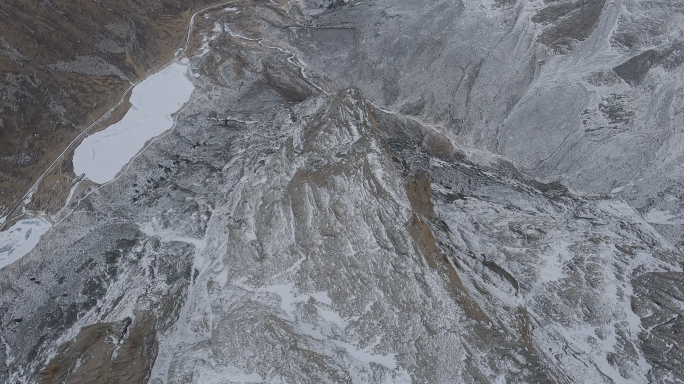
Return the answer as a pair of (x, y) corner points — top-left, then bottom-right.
(288, 0), (684, 246)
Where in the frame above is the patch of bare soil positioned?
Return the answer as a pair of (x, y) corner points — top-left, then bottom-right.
(40, 312), (157, 384)
(405, 172), (491, 323)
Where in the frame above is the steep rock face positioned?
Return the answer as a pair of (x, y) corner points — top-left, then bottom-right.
(632, 272), (684, 382)
(289, 0), (684, 247)
(0, 1), (683, 383)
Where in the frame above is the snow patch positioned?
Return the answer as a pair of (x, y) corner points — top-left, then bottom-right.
(539, 241), (572, 283)
(644, 209), (684, 225)
(138, 218), (207, 251)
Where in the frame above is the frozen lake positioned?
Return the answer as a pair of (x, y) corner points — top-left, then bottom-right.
(0, 63), (193, 269)
(73, 62), (195, 184)
(0, 219), (51, 270)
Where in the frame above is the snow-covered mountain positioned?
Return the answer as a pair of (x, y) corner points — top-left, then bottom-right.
(2, 0), (684, 383)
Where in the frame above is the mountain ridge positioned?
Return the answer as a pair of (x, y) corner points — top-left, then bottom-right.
(1, 0), (684, 383)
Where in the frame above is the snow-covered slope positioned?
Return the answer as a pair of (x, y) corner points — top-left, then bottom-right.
(1, 1), (683, 383)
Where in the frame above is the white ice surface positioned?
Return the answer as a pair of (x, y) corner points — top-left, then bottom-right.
(539, 240), (572, 283)
(0, 219), (51, 270)
(645, 209), (684, 225)
(73, 63), (194, 184)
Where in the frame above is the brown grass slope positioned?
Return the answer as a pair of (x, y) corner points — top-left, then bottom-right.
(0, 0), (214, 218)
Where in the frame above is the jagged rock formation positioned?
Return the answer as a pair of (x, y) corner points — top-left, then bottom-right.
(293, 0), (684, 247)
(1, 0), (684, 383)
